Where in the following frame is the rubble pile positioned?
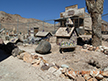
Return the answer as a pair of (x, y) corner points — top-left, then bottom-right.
(82, 44), (108, 55)
(17, 51), (48, 67)
(0, 36), (108, 81)
(15, 51), (108, 81)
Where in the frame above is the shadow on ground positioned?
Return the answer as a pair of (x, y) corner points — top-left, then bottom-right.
(63, 48), (75, 52)
(36, 51), (52, 55)
(77, 37), (92, 46)
(0, 49), (11, 62)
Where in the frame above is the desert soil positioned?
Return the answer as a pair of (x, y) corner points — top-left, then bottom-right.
(0, 39), (108, 81)
(0, 49), (71, 81)
(18, 42), (108, 71)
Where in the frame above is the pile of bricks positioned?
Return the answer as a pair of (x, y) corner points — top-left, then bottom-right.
(16, 51), (108, 81)
(82, 44), (108, 55)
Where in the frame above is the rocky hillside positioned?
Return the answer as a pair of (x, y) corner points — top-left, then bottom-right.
(0, 11), (55, 34)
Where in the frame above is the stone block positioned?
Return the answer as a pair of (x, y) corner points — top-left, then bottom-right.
(53, 68), (62, 77)
(67, 70), (76, 80)
(23, 52), (33, 63)
(84, 74), (91, 80)
(48, 67), (57, 73)
(90, 70), (100, 77)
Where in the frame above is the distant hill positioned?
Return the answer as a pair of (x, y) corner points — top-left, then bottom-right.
(0, 11), (56, 34)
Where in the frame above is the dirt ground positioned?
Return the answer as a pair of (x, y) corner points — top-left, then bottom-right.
(18, 40), (108, 71)
(0, 36), (108, 81)
(0, 49), (71, 81)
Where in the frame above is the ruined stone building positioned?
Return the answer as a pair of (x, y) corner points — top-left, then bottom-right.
(54, 4), (108, 34)
(55, 27), (78, 46)
(101, 20), (108, 34)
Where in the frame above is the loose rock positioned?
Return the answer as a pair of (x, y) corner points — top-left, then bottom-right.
(67, 70), (76, 80)
(95, 74), (103, 80)
(41, 65), (50, 71)
(84, 74), (91, 80)
(31, 58), (41, 65)
(83, 44), (88, 49)
(101, 71), (108, 77)
(23, 52), (33, 63)
(80, 71), (90, 76)
(12, 47), (21, 57)
(61, 68), (68, 74)
(88, 45), (93, 51)
(104, 49), (108, 55)
(61, 64), (69, 69)
(35, 40), (51, 54)
(90, 70), (100, 77)
(17, 50), (25, 60)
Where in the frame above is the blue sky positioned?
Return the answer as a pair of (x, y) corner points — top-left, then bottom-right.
(0, 0), (108, 22)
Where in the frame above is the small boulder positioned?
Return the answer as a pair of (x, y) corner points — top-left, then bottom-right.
(23, 52), (33, 63)
(12, 47), (21, 57)
(41, 65), (50, 71)
(35, 40), (51, 54)
(83, 44), (88, 49)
